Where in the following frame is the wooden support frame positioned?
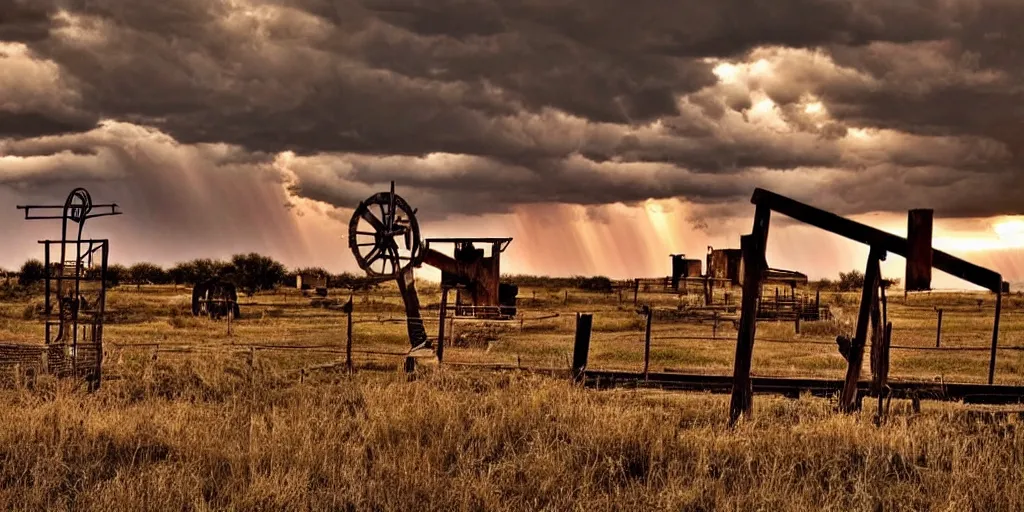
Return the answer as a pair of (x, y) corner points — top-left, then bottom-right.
(840, 247), (884, 412)
(729, 205), (770, 425)
(730, 189), (1006, 421)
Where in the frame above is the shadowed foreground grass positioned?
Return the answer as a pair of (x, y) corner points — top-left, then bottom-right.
(0, 358), (1021, 511)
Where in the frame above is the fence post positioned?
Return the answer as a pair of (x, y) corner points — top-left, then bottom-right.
(437, 288), (448, 364)
(344, 295), (354, 373)
(730, 209), (770, 426)
(935, 308), (943, 348)
(874, 322), (893, 424)
(571, 313), (593, 382)
(794, 312), (800, 334)
(633, 279), (639, 306)
(643, 306), (653, 381)
(989, 291), (1002, 385)
(840, 246), (884, 413)
(713, 312), (719, 339)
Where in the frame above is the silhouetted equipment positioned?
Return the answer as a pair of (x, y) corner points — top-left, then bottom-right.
(191, 279), (240, 319)
(669, 254), (702, 290)
(348, 182), (518, 355)
(905, 209), (934, 291)
(729, 188), (1005, 424)
(707, 247), (743, 285)
(14, 188), (122, 390)
(426, 237), (516, 319)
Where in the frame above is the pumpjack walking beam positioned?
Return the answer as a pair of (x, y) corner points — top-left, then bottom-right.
(730, 188), (1006, 422)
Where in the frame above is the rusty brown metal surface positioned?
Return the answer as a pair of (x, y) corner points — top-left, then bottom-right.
(16, 188), (121, 391)
(708, 247), (743, 285)
(905, 208), (934, 291)
(425, 238), (516, 318)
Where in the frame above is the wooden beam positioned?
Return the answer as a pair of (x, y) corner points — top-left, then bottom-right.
(395, 269), (428, 349)
(751, 189), (1002, 292)
(571, 313), (593, 382)
(840, 247), (884, 412)
(729, 205), (770, 425)
(989, 292), (1002, 385)
(642, 305), (653, 381)
(436, 287), (448, 363)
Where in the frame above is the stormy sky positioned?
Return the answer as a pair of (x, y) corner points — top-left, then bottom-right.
(1, 0), (1023, 285)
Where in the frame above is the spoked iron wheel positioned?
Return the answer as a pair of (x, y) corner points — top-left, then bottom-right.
(348, 182), (422, 278)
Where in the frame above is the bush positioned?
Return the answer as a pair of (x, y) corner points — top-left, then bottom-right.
(105, 264), (129, 287)
(129, 262), (168, 285)
(837, 270), (865, 292)
(17, 260), (45, 287)
(230, 253), (286, 296)
(577, 276), (613, 293)
(168, 259), (234, 285)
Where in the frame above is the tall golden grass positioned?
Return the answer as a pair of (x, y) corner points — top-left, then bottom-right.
(0, 358), (1020, 511)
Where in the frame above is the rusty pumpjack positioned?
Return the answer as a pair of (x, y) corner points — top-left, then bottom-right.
(347, 182), (518, 354)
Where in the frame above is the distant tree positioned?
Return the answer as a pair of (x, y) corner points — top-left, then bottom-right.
(837, 270), (865, 292)
(105, 264), (129, 287)
(881, 277), (901, 289)
(577, 275), (613, 293)
(814, 278), (836, 291)
(128, 262), (167, 285)
(230, 253), (286, 296)
(836, 270), (900, 291)
(168, 259), (233, 285)
(18, 259), (46, 287)
(332, 272), (381, 291)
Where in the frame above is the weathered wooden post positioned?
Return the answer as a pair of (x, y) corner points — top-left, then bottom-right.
(571, 313), (593, 382)
(436, 288), (448, 364)
(344, 295), (354, 373)
(874, 322), (893, 423)
(815, 289), (821, 320)
(227, 302), (234, 337)
(729, 204), (770, 425)
(989, 290), (1002, 384)
(642, 305), (653, 381)
(712, 312), (719, 339)
(633, 279), (639, 306)
(794, 312), (800, 334)
(840, 246), (885, 413)
(869, 284), (883, 378)
(935, 308), (943, 348)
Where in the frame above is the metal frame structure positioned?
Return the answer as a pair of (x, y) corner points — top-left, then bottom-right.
(347, 182), (518, 358)
(424, 237), (516, 320)
(729, 188), (1005, 424)
(16, 188), (121, 389)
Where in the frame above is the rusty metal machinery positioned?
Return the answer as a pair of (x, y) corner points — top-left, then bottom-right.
(16, 187), (122, 390)
(348, 182), (518, 353)
(191, 278), (241, 319)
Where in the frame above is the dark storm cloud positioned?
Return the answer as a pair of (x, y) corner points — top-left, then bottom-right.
(2, 0), (1024, 224)
(0, 0), (57, 43)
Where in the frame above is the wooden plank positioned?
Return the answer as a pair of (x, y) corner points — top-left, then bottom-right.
(571, 313), (593, 381)
(905, 209), (934, 291)
(990, 292), (1002, 384)
(436, 288), (448, 363)
(751, 188), (1002, 292)
(729, 210), (770, 425)
(395, 269), (428, 349)
(642, 306), (653, 381)
(840, 247), (884, 412)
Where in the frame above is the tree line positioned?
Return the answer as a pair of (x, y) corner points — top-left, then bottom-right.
(7, 254), (383, 296)
(813, 270), (901, 292)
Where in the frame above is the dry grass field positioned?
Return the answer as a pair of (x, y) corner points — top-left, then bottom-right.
(0, 281), (1022, 510)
